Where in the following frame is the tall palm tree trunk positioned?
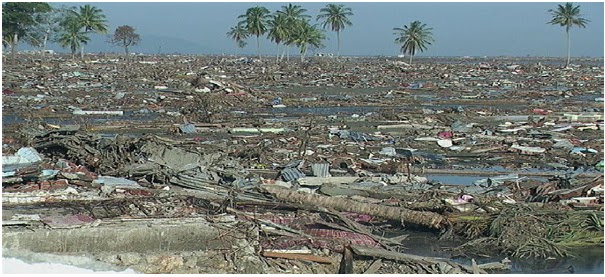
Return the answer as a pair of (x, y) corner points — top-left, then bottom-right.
(300, 46), (306, 62)
(280, 46), (287, 61)
(80, 45), (85, 59)
(42, 31), (50, 56)
(409, 54), (413, 64)
(287, 45), (290, 61)
(276, 43), (281, 62)
(256, 35), (260, 59)
(336, 30), (340, 58)
(565, 28), (571, 68)
(263, 186), (447, 230)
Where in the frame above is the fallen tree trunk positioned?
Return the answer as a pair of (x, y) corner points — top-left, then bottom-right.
(263, 186), (447, 230)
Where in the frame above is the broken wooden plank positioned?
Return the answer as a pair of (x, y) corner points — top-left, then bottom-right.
(363, 259), (382, 274)
(476, 258), (512, 271)
(262, 251), (335, 264)
(351, 245), (447, 264)
(338, 245), (354, 274)
(351, 245), (487, 274)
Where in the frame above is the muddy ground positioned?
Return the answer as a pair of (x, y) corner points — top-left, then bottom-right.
(2, 54), (604, 274)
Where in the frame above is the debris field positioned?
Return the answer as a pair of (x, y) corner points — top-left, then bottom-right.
(2, 54), (604, 274)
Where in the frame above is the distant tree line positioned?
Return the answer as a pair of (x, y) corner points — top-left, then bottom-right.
(2, 2), (590, 67)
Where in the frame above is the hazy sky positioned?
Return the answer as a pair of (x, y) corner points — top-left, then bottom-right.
(51, 1), (604, 57)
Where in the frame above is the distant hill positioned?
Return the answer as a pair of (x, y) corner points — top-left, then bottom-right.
(12, 33), (221, 55)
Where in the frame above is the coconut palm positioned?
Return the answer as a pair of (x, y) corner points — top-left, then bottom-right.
(278, 4), (310, 60)
(548, 2), (590, 68)
(316, 4), (353, 57)
(290, 20), (325, 62)
(267, 13), (289, 61)
(71, 5), (107, 33)
(393, 21), (434, 64)
(226, 23), (249, 57)
(278, 3), (310, 20)
(64, 4), (107, 58)
(238, 6), (271, 59)
(57, 20), (89, 59)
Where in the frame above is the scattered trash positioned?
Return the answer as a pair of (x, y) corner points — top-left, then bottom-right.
(437, 139), (453, 148)
(92, 176), (142, 188)
(2, 147), (43, 171)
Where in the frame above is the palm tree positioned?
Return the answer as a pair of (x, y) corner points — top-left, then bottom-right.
(548, 2), (590, 68)
(278, 4), (310, 61)
(393, 21), (434, 64)
(226, 23), (249, 57)
(290, 20), (325, 62)
(65, 4), (107, 58)
(70, 5), (108, 32)
(316, 4), (353, 57)
(267, 13), (289, 61)
(238, 6), (271, 59)
(57, 20), (89, 59)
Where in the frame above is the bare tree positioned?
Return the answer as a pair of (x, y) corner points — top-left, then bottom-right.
(108, 25), (140, 54)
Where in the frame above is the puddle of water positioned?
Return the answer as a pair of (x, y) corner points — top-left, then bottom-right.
(427, 175), (486, 185)
(506, 246), (604, 274)
(457, 165), (586, 175)
(263, 117), (300, 123)
(402, 230), (603, 274)
(262, 101), (532, 116)
(263, 106), (381, 116)
(569, 93), (605, 102)
(542, 86), (569, 92)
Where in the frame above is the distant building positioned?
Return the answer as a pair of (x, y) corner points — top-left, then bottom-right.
(315, 53), (334, 57)
(19, 49), (55, 55)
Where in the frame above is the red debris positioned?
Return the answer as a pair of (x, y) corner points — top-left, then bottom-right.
(41, 214), (96, 228)
(124, 189), (154, 196)
(340, 212), (374, 223)
(437, 131), (453, 139)
(304, 229), (380, 247)
(531, 108), (549, 115)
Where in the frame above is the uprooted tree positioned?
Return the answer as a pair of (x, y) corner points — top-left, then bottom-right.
(108, 25), (141, 54)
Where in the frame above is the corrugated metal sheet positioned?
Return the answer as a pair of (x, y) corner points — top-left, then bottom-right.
(280, 167), (306, 182)
(179, 123), (197, 134)
(311, 163), (331, 177)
